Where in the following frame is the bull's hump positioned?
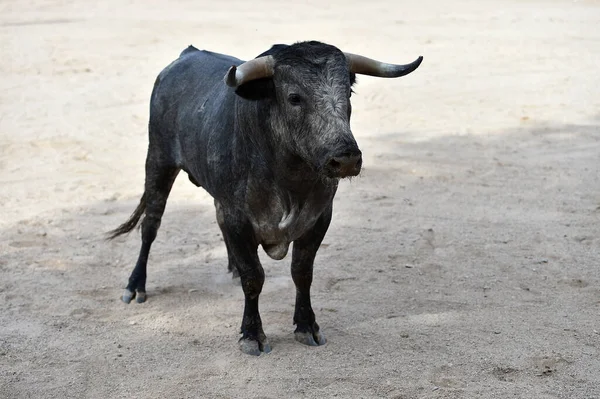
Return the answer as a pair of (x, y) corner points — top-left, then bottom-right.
(180, 45), (200, 57)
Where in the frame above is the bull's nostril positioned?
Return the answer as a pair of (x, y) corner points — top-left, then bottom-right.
(326, 149), (362, 177)
(328, 159), (341, 169)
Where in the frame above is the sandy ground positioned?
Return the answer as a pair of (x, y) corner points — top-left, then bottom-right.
(1, 0), (600, 397)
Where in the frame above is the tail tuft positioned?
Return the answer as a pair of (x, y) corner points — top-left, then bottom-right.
(106, 194), (146, 240)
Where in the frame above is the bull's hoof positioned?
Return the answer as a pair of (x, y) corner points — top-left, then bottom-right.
(294, 323), (326, 346)
(294, 330), (326, 346)
(239, 338), (271, 356)
(136, 291), (147, 303)
(122, 289), (135, 303)
(122, 289), (146, 304)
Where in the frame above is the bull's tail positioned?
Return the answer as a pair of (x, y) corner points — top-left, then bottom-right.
(106, 193), (146, 240)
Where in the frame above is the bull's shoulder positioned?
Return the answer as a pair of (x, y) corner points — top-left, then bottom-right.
(153, 47), (243, 94)
(177, 47), (243, 69)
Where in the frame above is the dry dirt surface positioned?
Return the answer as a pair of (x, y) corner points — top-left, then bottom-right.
(1, 0), (600, 398)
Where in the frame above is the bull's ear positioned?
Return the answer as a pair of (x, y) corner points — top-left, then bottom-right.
(234, 77), (274, 101)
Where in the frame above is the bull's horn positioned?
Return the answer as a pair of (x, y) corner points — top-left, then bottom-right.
(344, 53), (423, 78)
(225, 55), (275, 87)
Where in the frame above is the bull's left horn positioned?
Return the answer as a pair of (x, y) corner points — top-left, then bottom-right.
(225, 55), (275, 87)
(344, 53), (423, 78)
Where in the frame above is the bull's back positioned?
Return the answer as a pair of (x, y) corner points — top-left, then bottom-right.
(149, 46), (240, 130)
(148, 46), (242, 192)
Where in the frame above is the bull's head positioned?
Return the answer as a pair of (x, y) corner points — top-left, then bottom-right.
(224, 42), (423, 179)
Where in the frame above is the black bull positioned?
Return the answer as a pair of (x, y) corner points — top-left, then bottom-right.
(108, 41), (422, 355)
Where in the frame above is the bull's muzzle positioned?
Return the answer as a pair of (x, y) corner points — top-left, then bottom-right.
(326, 149), (362, 178)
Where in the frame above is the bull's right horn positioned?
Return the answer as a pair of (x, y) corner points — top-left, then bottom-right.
(345, 53), (423, 78)
(225, 55), (275, 87)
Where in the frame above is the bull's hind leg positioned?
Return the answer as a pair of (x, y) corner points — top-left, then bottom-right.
(290, 204), (332, 346)
(123, 161), (179, 304)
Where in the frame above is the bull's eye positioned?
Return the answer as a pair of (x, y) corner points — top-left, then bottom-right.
(288, 93), (302, 106)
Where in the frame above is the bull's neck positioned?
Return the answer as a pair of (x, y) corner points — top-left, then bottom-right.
(234, 98), (331, 194)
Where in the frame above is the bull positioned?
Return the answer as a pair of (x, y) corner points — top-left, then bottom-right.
(108, 41), (422, 355)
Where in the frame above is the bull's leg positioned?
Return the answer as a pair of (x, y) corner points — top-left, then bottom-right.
(214, 200), (239, 281)
(219, 207), (269, 355)
(291, 204), (332, 346)
(122, 161), (179, 304)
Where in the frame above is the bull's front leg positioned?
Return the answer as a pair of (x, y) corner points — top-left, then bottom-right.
(291, 204), (332, 347)
(219, 207), (270, 356)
